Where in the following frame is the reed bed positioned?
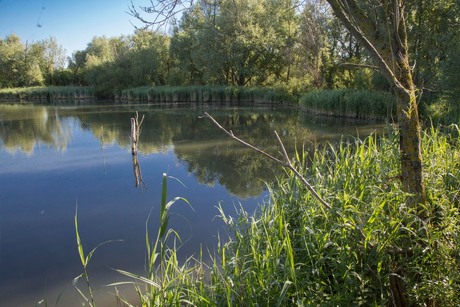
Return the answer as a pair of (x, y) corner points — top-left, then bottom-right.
(300, 89), (396, 120)
(209, 125), (459, 306)
(118, 86), (296, 106)
(0, 86), (95, 102)
(73, 125), (459, 306)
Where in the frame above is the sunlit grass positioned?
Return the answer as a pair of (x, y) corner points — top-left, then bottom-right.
(73, 126), (460, 306)
(210, 125), (459, 305)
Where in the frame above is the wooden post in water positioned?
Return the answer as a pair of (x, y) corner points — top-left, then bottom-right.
(130, 111), (144, 155)
(131, 117), (137, 154)
(131, 112), (146, 189)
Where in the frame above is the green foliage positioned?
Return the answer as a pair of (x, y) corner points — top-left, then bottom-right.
(405, 0), (460, 121)
(0, 86), (95, 101)
(212, 126), (460, 305)
(426, 97), (460, 126)
(0, 34), (67, 88)
(170, 0), (296, 86)
(300, 89), (396, 120)
(109, 173), (206, 306)
(72, 32), (171, 97)
(73, 126), (459, 305)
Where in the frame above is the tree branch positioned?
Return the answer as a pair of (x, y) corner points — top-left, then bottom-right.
(326, 0), (406, 92)
(201, 112), (331, 210)
(128, 0), (195, 30)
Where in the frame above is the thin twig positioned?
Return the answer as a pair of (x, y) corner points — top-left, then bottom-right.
(201, 112), (331, 210)
(203, 112), (287, 166)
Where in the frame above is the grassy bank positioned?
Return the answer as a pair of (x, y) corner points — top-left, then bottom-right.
(0, 86), (95, 102)
(74, 126), (460, 306)
(118, 85), (297, 106)
(300, 89), (396, 120)
(1, 85), (447, 123)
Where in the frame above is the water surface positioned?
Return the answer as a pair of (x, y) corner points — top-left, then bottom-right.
(0, 103), (382, 306)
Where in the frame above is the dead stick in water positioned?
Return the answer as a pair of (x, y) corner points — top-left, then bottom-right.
(131, 111), (145, 155)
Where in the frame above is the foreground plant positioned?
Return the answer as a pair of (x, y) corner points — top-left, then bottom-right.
(73, 205), (122, 307)
(109, 173), (210, 306)
(74, 125), (460, 306)
(210, 125), (460, 306)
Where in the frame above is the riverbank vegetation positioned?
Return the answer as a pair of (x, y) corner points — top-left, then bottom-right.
(1, 0), (458, 123)
(118, 85), (296, 105)
(300, 89), (396, 120)
(73, 125), (459, 306)
(0, 86), (94, 102)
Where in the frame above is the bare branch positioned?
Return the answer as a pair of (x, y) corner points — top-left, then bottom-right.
(201, 112), (331, 210)
(128, 0), (195, 31)
(202, 112), (287, 166)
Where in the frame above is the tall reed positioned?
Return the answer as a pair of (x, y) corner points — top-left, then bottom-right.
(109, 173), (210, 306)
(210, 125), (460, 305)
(118, 85), (296, 106)
(0, 86), (95, 102)
(300, 89), (396, 120)
(73, 205), (122, 307)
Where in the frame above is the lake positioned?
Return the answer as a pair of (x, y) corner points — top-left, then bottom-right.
(0, 102), (383, 306)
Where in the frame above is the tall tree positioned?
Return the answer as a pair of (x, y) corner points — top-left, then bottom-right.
(0, 34), (49, 87)
(30, 37), (67, 85)
(136, 0), (298, 86)
(0, 34), (26, 87)
(324, 1), (426, 209)
(320, 1), (429, 305)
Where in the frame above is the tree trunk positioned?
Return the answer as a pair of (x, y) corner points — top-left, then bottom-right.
(395, 84), (426, 208)
(325, 0), (426, 210)
(325, 1), (427, 305)
(392, 1), (427, 209)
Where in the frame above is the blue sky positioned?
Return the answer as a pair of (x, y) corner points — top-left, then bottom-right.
(0, 0), (145, 55)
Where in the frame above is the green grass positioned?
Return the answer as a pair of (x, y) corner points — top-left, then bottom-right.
(209, 125), (459, 305)
(111, 173), (201, 306)
(0, 86), (95, 102)
(300, 89), (396, 120)
(72, 125), (459, 306)
(119, 85), (297, 106)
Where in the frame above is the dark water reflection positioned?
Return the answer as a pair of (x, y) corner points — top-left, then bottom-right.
(0, 103), (383, 306)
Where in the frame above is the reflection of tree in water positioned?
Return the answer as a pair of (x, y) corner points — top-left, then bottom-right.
(172, 109), (313, 198)
(77, 107), (180, 153)
(76, 107), (315, 198)
(176, 141), (278, 198)
(1, 104), (381, 198)
(0, 105), (71, 154)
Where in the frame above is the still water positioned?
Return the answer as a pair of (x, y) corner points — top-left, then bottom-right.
(0, 103), (382, 306)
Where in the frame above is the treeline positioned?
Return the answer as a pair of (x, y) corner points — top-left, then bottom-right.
(0, 36), (67, 87)
(0, 0), (458, 117)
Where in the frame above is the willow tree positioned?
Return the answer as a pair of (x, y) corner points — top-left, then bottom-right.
(325, 0), (426, 211)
